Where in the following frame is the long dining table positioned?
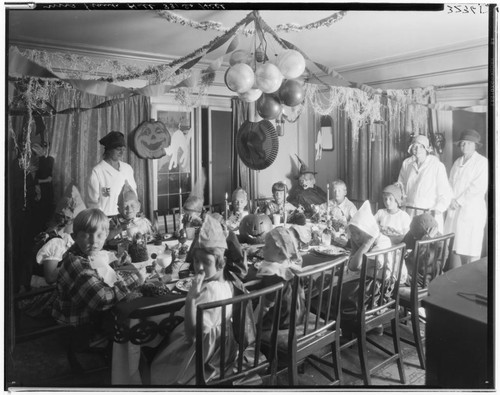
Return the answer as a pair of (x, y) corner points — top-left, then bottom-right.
(110, 234), (347, 385)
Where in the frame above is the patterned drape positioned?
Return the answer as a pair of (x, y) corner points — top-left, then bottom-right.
(231, 98), (252, 196)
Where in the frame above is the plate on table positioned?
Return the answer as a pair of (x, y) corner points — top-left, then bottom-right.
(175, 277), (194, 293)
(310, 245), (349, 257)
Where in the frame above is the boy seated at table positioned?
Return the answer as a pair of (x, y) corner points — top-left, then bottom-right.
(150, 215), (238, 385)
(340, 201), (407, 332)
(263, 181), (306, 225)
(323, 179), (358, 230)
(108, 181), (153, 242)
(255, 227), (305, 330)
(52, 208), (146, 349)
(226, 187), (249, 232)
(402, 212), (443, 284)
(181, 195), (205, 228)
(374, 184), (411, 245)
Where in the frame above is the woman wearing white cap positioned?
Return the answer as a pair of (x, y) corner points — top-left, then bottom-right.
(444, 129), (488, 268)
(397, 134), (453, 232)
(87, 131), (137, 217)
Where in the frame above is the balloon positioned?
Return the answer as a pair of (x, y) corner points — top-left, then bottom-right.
(276, 49), (306, 79)
(278, 79), (305, 107)
(256, 94), (283, 120)
(239, 88), (263, 103)
(255, 63), (283, 94)
(229, 50), (251, 66)
(224, 63), (255, 94)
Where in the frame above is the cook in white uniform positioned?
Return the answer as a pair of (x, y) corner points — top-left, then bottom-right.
(444, 129), (488, 268)
(397, 134), (452, 233)
(87, 131), (137, 216)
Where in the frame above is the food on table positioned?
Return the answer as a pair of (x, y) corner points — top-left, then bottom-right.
(140, 282), (171, 297)
(176, 277), (194, 292)
(129, 233), (149, 263)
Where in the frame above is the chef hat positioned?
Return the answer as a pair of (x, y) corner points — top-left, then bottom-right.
(407, 135), (432, 154)
(263, 227), (301, 264)
(348, 200), (379, 239)
(99, 131), (126, 150)
(118, 181), (138, 208)
(196, 215), (228, 250)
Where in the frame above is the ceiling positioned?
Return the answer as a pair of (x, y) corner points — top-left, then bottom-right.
(8, 7), (488, 71)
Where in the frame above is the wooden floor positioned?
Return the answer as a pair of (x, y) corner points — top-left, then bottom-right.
(6, 322), (425, 389)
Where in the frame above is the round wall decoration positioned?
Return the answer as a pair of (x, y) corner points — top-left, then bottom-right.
(133, 119), (170, 159)
(236, 120), (279, 170)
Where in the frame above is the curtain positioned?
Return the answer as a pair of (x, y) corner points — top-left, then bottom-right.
(338, 95), (417, 209)
(231, 98), (252, 197)
(7, 88), (150, 289)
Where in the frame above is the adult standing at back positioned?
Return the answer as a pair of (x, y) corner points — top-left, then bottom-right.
(87, 131), (137, 217)
(397, 134), (452, 232)
(444, 129), (488, 268)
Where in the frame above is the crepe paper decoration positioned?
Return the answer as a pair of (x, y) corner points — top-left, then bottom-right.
(163, 128), (192, 170)
(236, 120), (279, 171)
(155, 10), (347, 36)
(133, 119), (170, 159)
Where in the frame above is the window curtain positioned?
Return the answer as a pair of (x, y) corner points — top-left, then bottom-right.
(231, 98), (253, 197)
(7, 88), (150, 289)
(338, 95), (425, 208)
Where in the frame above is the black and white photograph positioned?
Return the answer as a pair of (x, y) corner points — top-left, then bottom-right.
(4, 2), (495, 390)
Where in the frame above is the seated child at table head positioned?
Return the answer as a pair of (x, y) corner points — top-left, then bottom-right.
(402, 213), (443, 284)
(52, 208), (145, 328)
(330, 179), (358, 227)
(227, 188), (249, 231)
(374, 183), (411, 245)
(149, 215), (238, 385)
(256, 227), (305, 329)
(264, 181), (305, 225)
(108, 181), (153, 242)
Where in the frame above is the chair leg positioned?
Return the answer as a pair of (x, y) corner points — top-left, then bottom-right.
(391, 318), (406, 384)
(288, 353), (299, 386)
(331, 339), (343, 384)
(411, 307), (426, 370)
(357, 329), (371, 386)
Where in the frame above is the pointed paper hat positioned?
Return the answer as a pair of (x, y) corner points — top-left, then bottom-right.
(55, 184), (86, 219)
(197, 215), (228, 250)
(263, 227), (301, 264)
(295, 154), (317, 178)
(184, 171), (206, 214)
(348, 200), (379, 239)
(117, 180), (138, 208)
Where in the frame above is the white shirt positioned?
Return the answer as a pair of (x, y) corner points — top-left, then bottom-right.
(398, 155), (452, 213)
(374, 209), (411, 239)
(87, 160), (137, 216)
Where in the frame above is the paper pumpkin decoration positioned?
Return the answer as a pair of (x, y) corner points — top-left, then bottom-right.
(133, 119), (170, 159)
(239, 213), (273, 244)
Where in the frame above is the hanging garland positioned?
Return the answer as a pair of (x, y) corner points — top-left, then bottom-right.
(155, 10), (347, 36)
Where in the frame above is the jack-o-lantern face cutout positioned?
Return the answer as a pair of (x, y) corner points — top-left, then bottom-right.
(133, 120), (170, 159)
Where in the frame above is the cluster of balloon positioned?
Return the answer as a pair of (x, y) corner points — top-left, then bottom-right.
(225, 48), (306, 120)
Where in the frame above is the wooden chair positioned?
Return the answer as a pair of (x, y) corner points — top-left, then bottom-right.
(195, 282), (284, 386)
(277, 255), (349, 386)
(153, 209), (175, 234)
(403, 205), (430, 215)
(251, 197), (271, 214)
(339, 243), (407, 385)
(398, 233), (455, 369)
(171, 205), (212, 232)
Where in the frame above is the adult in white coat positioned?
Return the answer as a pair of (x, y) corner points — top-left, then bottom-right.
(397, 135), (452, 233)
(444, 129), (488, 269)
(87, 131), (137, 217)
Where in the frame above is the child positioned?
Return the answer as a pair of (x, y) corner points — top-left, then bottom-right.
(255, 227), (305, 330)
(403, 213), (443, 283)
(340, 201), (407, 327)
(264, 181), (296, 220)
(329, 180), (358, 228)
(226, 188), (249, 231)
(374, 184), (411, 245)
(182, 195), (205, 229)
(52, 208), (145, 331)
(108, 181), (153, 242)
(150, 215), (238, 385)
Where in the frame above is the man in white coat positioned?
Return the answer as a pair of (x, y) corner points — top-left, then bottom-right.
(87, 131), (137, 217)
(398, 134), (452, 233)
(444, 129), (488, 269)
